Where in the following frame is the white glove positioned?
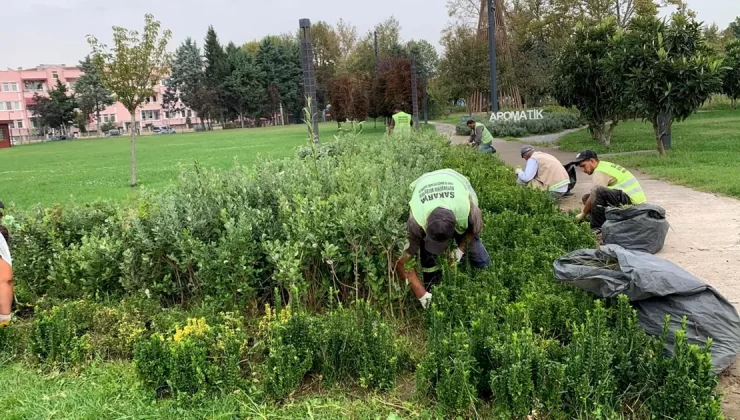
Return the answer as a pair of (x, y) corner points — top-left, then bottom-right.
(0, 313), (11, 327)
(576, 212), (585, 222)
(515, 168), (523, 175)
(419, 292), (432, 309)
(454, 247), (464, 263)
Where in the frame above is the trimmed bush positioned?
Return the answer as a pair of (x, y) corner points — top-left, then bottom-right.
(455, 109), (583, 137)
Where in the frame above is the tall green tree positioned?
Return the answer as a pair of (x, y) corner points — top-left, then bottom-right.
(621, 14), (722, 155)
(88, 13), (172, 187)
(255, 37), (302, 120)
(308, 21), (341, 109)
(166, 38), (213, 130)
(438, 26), (489, 110)
(76, 55), (115, 137)
(722, 40), (740, 109)
(554, 19), (628, 146)
(28, 79), (78, 135)
(224, 44), (266, 126)
(726, 17), (740, 41)
(204, 26), (230, 123)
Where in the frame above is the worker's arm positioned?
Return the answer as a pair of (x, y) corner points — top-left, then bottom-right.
(395, 252), (426, 299)
(472, 126), (483, 144)
(395, 218), (427, 299)
(0, 235), (13, 326)
(387, 118), (395, 134)
(581, 173), (612, 215)
(517, 158), (538, 183)
(457, 200), (483, 254)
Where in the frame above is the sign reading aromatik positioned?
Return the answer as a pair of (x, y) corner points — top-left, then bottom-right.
(489, 109), (544, 123)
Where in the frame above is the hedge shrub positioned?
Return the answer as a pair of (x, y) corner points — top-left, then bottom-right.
(454, 109), (583, 137)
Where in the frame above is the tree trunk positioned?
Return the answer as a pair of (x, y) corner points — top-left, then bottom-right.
(239, 110), (244, 128)
(733, 98), (737, 110)
(129, 114), (137, 187)
(598, 122), (610, 147)
(652, 119), (666, 157)
(96, 110), (102, 137)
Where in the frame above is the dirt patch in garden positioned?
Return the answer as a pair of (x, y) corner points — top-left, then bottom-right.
(432, 122), (740, 418)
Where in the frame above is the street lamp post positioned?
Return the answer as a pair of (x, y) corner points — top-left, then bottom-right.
(487, 0), (498, 113)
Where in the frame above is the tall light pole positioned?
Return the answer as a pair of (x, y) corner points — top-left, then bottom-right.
(487, 0), (498, 112)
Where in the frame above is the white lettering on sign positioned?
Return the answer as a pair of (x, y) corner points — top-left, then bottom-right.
(489, 109), (544, 123)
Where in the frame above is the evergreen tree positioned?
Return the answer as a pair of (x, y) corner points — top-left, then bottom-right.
(76, 55), (115, 137)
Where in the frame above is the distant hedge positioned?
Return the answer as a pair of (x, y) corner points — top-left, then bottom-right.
(455, 108), (584, 138)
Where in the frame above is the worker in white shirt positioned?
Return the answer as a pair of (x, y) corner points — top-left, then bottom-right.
(515, 145), (570, 199)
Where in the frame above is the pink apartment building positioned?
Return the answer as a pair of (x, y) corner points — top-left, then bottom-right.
(0, 64), (196, 142)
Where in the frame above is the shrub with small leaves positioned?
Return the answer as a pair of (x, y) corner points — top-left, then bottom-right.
(134, 313), (249, 399)
(28, 301), (95, 370)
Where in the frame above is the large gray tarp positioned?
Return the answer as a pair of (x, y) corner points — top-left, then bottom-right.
(553, 245), (740, 373)
(602, 204), (669, 254)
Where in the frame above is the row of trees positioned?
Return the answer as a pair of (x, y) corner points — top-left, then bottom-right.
(553, 8), (740, 155)
(436, 0), (740, 112)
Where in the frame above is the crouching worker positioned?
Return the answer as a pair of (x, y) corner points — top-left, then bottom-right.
(572, 150), (647, 232)
(0, 226), (12, 327)
(515, 145), (570, 199)
(466, 120), (496, 153)
(395, 169), (492, 309)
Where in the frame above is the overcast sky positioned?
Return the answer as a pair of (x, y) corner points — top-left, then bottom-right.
(3, 0), (738, 69)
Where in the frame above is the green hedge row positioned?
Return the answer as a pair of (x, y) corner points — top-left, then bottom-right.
(455, 109), (584, 138)
(0, 130), (722, 417)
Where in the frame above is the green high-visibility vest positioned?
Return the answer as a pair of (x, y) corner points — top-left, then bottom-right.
(595, 161), (647, 204)
(474, 122), (493, 144)
(409, 169), (478, 234)
(392, 112), (412, 132)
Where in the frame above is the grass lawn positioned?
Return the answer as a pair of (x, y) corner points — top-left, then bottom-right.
(0, 362), (423, 419)
(557, 110), (740, 198)
(0, 122), (388, 209)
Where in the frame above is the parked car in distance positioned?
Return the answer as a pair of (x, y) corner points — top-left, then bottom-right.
(152, 125), (176, 134)
(106, 129), (121, 137)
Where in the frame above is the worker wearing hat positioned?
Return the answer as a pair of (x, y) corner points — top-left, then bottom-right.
(572, 150), (647, 231)
(466, 120), (496, 153)
(395, 169), (491, 309)
(516, 145), (570, 199)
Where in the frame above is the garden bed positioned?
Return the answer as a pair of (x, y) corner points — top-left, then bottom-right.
(455, 107), (584, 138)
(0, 130), (723, 418)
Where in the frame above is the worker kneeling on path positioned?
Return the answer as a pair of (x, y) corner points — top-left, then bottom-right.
(466, 120), (496, 153)
(515, 145), (570, 199)
(573, 150), (647, 232)
(395, 169), (492, 309)
(388, 105), (412, 135)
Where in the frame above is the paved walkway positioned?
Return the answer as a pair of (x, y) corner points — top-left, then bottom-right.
(432, 121), (740, 415)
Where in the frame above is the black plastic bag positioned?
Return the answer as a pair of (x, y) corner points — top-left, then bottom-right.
(602, 204), (668, 254)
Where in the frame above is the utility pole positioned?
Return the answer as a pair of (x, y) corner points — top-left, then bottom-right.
(411, 56), (420, 131)
(279, 103), (285, 126)
(299, 18), (320, 143)
(487, 0), (498, 112)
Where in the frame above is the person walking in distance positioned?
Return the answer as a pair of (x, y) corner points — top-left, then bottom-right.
(388, 105), (413, 135)
(395, 169), (492, 309)
(572, 150), (647, 232)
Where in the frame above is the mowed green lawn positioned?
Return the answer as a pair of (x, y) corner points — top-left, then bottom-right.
(557, 110), (740, 198)
(1, 122), (387, 209)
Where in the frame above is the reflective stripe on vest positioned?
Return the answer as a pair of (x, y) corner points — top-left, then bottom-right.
(393, 112), (412, 132)
(474, 122), (493, 144)
(409, 169), (476, 234)
(595, 161), (647, 204)
(549, 179), (570, 191)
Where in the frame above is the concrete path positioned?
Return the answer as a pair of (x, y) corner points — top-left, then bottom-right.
(432, 121), (740, 417)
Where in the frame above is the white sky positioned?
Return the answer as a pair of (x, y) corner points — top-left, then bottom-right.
(2, 0), (738, 69)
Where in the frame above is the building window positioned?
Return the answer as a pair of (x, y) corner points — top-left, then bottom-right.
(2, 82), (8, 91)
(11, 82), (18, 92)
(103, 115), (109, 123)
(16, 120), (23, 129)
(14, 101), (21, 110)
(52, 72), (59, 80)
(110, 114), (116, 122)
(8, 121), (14, 129)
(0, 103), (3, 111)
(5, 102), (11, 111)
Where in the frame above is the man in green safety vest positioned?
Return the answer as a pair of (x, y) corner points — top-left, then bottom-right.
(572, 150), (647, 232)
(395, 169), (492, 309)
(466, 120), (496, 153)
(388, 105), (412, 134)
